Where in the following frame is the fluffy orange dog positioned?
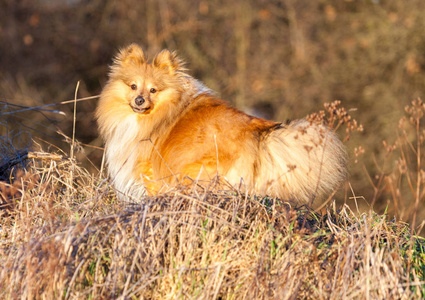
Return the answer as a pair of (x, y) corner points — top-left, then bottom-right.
(96, 44), (347, 205)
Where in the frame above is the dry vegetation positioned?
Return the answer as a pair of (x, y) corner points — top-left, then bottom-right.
(0, 148), (424, 299)
(2, 0), (425, 298)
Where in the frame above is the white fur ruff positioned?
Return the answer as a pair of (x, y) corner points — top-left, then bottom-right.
(103, 115), (147, 201)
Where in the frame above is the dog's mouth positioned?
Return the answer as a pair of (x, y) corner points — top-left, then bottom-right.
(131, 105), (151, 113)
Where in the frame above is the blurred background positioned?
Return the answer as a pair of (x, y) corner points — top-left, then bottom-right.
(1, 0), (425, 228)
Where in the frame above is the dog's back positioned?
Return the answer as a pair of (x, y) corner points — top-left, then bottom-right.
(149, 94), (347, 205)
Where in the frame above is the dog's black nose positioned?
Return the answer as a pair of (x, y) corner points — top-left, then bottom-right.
(135, 96), (145, 106)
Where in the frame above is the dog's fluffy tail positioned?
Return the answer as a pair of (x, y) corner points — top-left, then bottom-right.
(256, 120), (347, 205)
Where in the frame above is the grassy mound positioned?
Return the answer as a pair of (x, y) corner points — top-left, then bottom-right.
(0, 150), (424, 299)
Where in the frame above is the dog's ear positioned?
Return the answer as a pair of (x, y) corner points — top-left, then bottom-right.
(114, 44), (146, 67)
(153, 49), (185, 74)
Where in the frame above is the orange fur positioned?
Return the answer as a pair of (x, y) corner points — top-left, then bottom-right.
(96, 44), (347, 205)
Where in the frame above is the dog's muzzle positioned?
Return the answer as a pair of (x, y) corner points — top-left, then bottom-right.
(132, 96), (151, 113)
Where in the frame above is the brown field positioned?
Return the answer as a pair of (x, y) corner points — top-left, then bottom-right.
(1, 0), (425, 298)
(0, 149), (424, 299)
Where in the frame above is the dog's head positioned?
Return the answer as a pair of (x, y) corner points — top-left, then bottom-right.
(107, 44), (187, 115)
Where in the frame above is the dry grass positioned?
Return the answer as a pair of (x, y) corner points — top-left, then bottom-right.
(0, 146), (424, 299)
(2, 2), (425, 296)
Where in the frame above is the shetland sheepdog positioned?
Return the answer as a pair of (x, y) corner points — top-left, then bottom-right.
(95, 43), (347, 205)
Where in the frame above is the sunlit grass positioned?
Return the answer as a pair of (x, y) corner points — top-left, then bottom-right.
(0, 148), (424, 299)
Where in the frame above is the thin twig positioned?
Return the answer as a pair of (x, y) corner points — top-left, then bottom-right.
(0, 95), (100, 116)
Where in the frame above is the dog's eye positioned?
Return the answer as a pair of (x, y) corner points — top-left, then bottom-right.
(130, 84), (137, 90)
(150, 88), (157, 94)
